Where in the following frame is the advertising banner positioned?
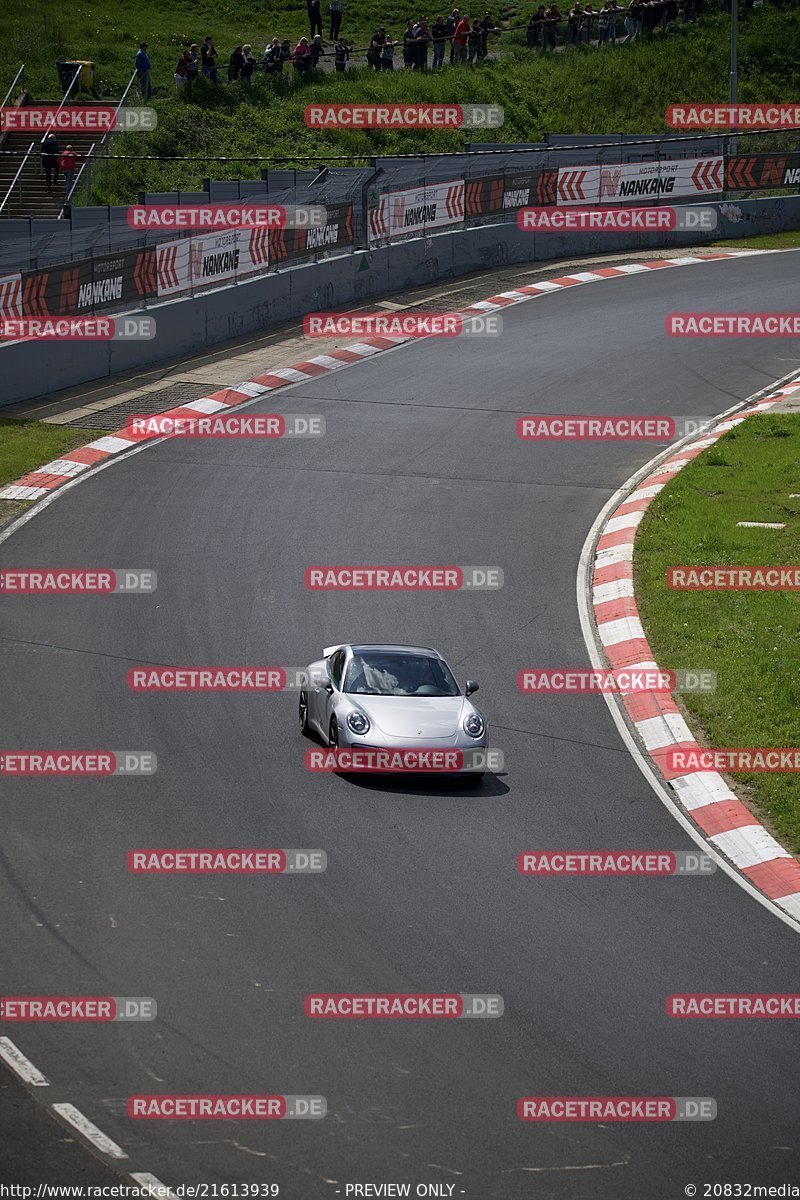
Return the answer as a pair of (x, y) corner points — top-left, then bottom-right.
(270, 203), (354, 263)
(727, 153), (800, 190)
(465, 173), (536, 217)
(0, 273), (22, 321)
(156, 230), (269, 298)
(22, 249), (157, 316)
(556, 157), (724, 206)
(369, 180), (465, 243)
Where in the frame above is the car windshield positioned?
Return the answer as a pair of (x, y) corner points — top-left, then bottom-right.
(343, 652), (460, 697)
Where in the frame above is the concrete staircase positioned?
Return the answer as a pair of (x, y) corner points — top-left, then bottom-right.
(0, 95), (105, 219)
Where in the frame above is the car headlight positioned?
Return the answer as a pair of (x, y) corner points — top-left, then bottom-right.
(346, 711), (370, 735)
(463, 712), (484, 739)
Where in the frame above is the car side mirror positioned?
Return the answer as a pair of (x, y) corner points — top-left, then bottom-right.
(465, 680), (479, 696)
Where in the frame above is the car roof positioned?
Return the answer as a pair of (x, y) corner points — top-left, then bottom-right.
(349, 644), (442, 658)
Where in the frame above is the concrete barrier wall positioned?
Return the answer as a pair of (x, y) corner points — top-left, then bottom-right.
(2, 194), (798, 408)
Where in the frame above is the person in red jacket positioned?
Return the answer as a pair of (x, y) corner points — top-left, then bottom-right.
(293, 37), (312, 71)
(59, 144), (78, 199)
(452, 12), (471, 61)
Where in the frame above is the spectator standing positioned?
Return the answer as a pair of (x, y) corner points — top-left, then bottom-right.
(334, 37), (351, 69)
(241, 44), (256, 82)
(186, 44), (200, 91)
(59, 144), (77, 198)
(565, 1), (583, 42)
(597, 1), (612, 40)
(175, 48), (190, 89)
(526, 11), (538, 46)
(452, 12), (471, 61)
(604, 0), (621, 39)
(228, 46), (244, 81)
(542, 4), (560, 47)
(608, 1), (621, 41)
(41, 132), (60, 190)
(381, 33), (397, 68)
(293, 36), (312, 71)
(310, 34), (326, 66)
(261, 38), (281, 72)
(201, 37), (219, 82)
(622, 0), (642, 39)
(431, 14), (448, 65)
(403, 20), (417, 67)
(367, 27), (385, 68)
(135, 42), (151, 99)
(479, 12), (497, 58)
(308, 0), (323, 37)
(329, 0), (344, 39)
(446, 10), (460, 61)
(415, 17), (432, 68)
(530, 6), (546, 47)
(467, 19), (482, 60)
(579, 4), (595, 42)
(280, 38), (293, 66)
(642, 0), (659, 34)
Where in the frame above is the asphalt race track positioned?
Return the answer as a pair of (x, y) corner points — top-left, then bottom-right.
(2, 252), (799, 1198)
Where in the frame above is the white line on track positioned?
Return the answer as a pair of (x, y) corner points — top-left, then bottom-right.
(0, 1037), (50, 1085)
(51, 1102), (128, 1159)
(576, 365), (800, 937)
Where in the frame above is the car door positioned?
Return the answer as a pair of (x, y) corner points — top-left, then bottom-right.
(309, 656), (331, 732)
(322, 648), (347, 739)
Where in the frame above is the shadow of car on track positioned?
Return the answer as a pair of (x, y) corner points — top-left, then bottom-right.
(340, 770), (510, 798)
(300, 725), (509, 797)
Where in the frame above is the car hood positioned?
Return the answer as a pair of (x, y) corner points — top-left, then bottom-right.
(354, 695), (467, 738)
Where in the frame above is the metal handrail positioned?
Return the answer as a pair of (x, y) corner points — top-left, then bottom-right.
(116, 68), (140, 112)
(39, 63), (83, 147)
(0, 63), (25, 112)
(61, 139), (97, 213)
(0, 63), (81, 215)
(60, 68), (138, 216)
(0, 139), (34, 215)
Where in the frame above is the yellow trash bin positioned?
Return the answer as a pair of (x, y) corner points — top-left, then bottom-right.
(58, 60), (96, 93)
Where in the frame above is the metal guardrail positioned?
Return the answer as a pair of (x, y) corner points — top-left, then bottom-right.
(1, 128), (798, 276)
(0, 63), (82, 215)
(61, 68), (138, 216)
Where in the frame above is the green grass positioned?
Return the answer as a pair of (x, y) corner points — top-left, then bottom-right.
(712, 231), (800, 250)
(3, 4), (800, 203)
(0, 419), (104, 488)
(634, 413), (800, 854)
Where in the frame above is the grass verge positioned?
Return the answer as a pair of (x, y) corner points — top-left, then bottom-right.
(0, 419), (104, 488)
(712, 232), (800, 250)
(634, 411), (800, 856)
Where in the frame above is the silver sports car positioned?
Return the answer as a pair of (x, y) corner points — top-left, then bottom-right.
(299, 644), (487, 774)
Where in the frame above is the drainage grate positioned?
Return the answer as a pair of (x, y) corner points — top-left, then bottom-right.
(70, 383), (224, 429)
